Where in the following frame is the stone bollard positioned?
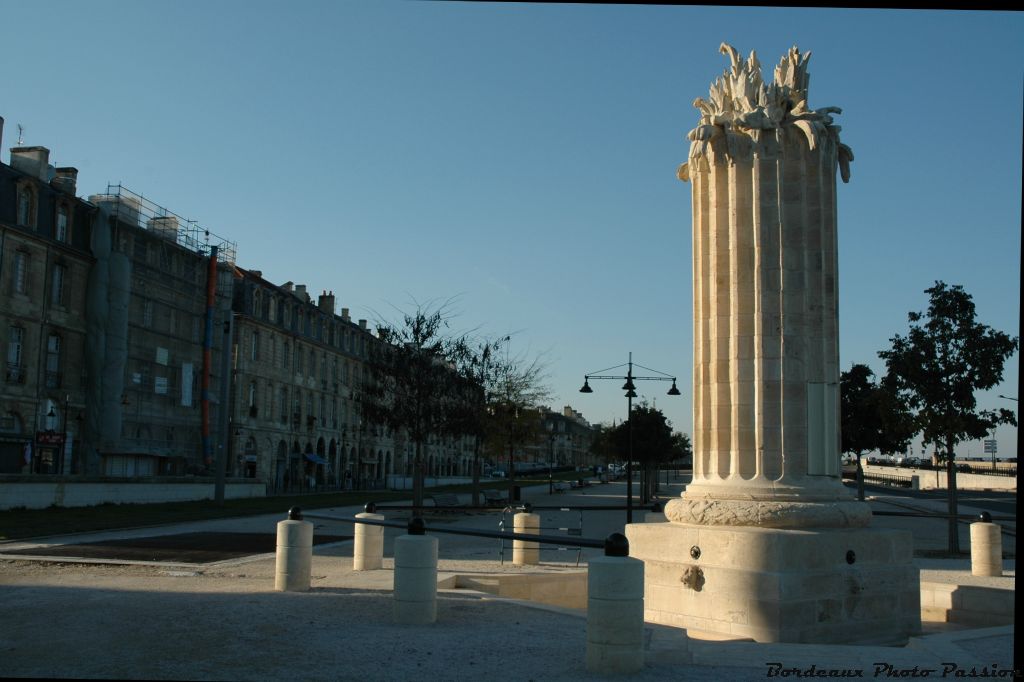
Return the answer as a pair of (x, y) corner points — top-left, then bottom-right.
(512, 510), (541, 565)
(587, 533), (644, 674)
(275, 507), (313, 591)
(393, 517), (439, 624)
(354, 502), (386, 571)
(970, 512), (1002, 577)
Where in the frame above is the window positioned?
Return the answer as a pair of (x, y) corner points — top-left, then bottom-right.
(13, 251), (29, 295)
(55, 205), (69, 242)
(192, 317), (201, 343)
(265, 382), (273, 420)
(250, 331), (259, 362)
(269, 297), (278, 323)
(309, 352), (316, 378)
(248, 382), (258, 416)
(282, 341), (290, 370)
(51, 263), (66, 306)
(16, 184), (35, 227)
(279, 387), (289, 424)
(6, 326), (25, 383)
(46, 334), (61, 388)
(332, 398), (338, 428)
(253, 289), (262, 317)
(143, 300), (154, 327)
(295, 345), (303, 374)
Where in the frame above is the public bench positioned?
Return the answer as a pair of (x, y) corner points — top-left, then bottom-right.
(482, 489), (506, 507)
(429, 493), (463, 509)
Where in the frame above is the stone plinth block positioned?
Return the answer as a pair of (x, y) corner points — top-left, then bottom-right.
(353, 512), (385, 571)
(513, 512), (540, 566)
(625, 521), (920, 645)
(586, 555), (645, 674)
(393, 535), (438, 625)
(970, 522), (1002, 577)
(275, 519), (313, 592)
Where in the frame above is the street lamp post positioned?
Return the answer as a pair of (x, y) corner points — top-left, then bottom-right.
(547, 425), (555, 494)
(580, 352), (681, 524)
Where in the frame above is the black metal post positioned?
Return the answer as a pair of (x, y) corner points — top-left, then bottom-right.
(627, 379), (633, 524)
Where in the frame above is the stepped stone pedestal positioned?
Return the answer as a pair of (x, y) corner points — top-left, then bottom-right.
(626, 43), (920, 645)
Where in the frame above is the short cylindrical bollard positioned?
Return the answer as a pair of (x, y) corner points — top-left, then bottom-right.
(586, 533), (644, 674)
(354, 510), (386, 571)
(512, 511), (541, 565)
(393, 517), (438, 624)
(970, 513), (1002, 577)
(275, 507), (313, 591)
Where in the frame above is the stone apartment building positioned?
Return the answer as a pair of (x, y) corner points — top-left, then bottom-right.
(229, 269), (477, 491)
(0, 121), (94, 475)
(229, 268), (394, 491)
(83, 185), (236, 477)
(540, 405), (596, 469)
(2, 119), (475, 490)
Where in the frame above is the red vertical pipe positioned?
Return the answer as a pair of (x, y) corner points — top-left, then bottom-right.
(201, 246), (219, 466)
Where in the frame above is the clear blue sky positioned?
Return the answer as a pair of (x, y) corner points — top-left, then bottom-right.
(4, 2), (1020, 458)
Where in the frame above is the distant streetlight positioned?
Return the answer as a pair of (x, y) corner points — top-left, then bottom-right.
(580, 352), (681, 524)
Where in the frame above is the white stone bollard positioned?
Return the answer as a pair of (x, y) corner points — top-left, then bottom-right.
(587, 535), (645, 674)
(393, 521), (439, 624)
(275, 509), (313, 592)
(353, 512), (386, 571)
(513, 511), (540, 566)
(970, 517), (1002, 577)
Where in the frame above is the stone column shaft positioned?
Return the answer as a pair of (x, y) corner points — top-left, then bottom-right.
(668, 44), (866, 528)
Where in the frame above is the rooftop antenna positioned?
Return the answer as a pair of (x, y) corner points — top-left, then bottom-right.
(16, 124), (24, 145)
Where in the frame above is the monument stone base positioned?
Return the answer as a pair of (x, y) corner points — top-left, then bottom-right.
(625, 522), (921, 645)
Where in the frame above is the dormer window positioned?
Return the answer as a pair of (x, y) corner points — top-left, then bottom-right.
(16, 183), (37, 228)
(55, 204), (69, 242)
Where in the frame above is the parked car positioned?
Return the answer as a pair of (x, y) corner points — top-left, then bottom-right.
(490, 470), (506, 478)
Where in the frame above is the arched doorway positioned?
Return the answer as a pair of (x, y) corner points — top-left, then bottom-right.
(275, 440), (288, 492)
(329, 439), (338, 488)
(244, 437), (258, 478)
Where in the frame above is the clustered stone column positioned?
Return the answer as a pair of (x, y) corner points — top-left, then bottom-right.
(666, 44), (867, 529)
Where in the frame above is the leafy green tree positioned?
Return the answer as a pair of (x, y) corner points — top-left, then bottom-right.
(360, 302), (471, 509)
(604, 402), (687, 502)
(840, 363), (915, 500)
(879, 282), (1018, 553)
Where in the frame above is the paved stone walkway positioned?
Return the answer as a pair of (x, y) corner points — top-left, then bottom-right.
(0, 480), (1015, 680)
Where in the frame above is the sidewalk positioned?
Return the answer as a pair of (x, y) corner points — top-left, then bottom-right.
(0, 480), (1015, 680)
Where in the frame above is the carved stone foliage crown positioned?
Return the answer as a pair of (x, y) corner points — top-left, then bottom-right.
(679, 43), (853, 182)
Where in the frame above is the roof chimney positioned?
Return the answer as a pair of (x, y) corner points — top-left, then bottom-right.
(0, 117), (4, 156)
(282, 281), (294, 292)
(318, 290), (336, 314)
(358, 319), (368, 330)
(294, 284), (310, 303)
(10, 146), (51, 181)
(341, 307), (351, 322)
(51, 167), (78, 195)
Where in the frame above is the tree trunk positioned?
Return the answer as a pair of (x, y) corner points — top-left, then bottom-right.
(471, 436), (481, 507)
(946, 436), (960, 554)
(856, 452), (865, 501)
(413, 439), (424, 511)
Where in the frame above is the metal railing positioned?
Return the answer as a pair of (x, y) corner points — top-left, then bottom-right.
(296, 505), (609, 551)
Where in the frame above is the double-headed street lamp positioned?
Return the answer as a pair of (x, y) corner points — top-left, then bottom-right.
(580, 352), (680, 524)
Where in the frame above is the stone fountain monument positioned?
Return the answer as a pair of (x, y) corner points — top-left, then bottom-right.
(625, 44), (920, 645)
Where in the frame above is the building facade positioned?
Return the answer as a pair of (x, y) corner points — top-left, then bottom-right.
(1, 132), (95, 475)
(2, 119), (475, 489)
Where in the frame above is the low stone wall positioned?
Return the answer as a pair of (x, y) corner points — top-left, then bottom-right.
(861, 466), (1016, 491)
(0, 476), (266, 510)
